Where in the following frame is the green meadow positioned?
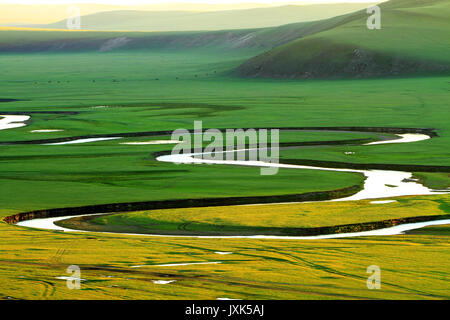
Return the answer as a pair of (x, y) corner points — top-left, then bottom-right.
(0, 0), (449, 300)
(0, 50), (448, 299)
(1, 220), (449, 300)
(1, 51), (449, 213)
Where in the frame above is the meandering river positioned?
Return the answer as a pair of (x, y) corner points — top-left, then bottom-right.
(4, 114), (448, 239)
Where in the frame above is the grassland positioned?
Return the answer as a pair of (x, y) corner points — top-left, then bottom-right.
(413, 172), (450, 190)
(0, 62), (448, 298)
(237, 0), (450, 78)
(0, 51), (448, 218)
(0, 141), (366, 216)
(56, 195), (450, 236)
(406, 224), (450, 236)
(1, 221), (449, 300)
(0, 0), (449, 299)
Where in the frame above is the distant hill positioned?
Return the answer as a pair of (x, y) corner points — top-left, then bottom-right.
(0, 3), (278, 25)
(1, 0), (448, 80)
(21, 4), (377, 32)
(236, 0), (450, 79)
(0, 15), (372, 54)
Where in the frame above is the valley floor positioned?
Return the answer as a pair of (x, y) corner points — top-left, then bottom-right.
(0, 52), (449, 299)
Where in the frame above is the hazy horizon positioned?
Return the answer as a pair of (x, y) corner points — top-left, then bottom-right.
(0, 0), (386, 24)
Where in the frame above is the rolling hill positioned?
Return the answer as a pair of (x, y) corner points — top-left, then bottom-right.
(20, 4), (377, 32)
(0, 14), (372, 54)
(236, 0), (450, 78)
(1, 0), (448, 80)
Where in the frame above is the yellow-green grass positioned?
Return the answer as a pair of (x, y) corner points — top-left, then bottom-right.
(0, 145), (365, 215)
(1, 220), (449, 300)
(0, 15), (449, 301)
(57, 195), (450, 235)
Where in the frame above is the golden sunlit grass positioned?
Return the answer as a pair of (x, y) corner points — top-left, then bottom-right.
(66, 195), (449, 236)
(0, 219), (449, 300)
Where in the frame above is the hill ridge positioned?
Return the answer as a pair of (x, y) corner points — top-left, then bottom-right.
(235, 0), (450, 79)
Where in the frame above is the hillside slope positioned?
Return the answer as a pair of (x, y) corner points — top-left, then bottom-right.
(0, 14), (367, 54)
(23, 4), (376, 32)
(236, 0), (450, 79)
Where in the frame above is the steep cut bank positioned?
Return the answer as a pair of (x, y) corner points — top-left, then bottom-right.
(236, 0), (450, 79)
